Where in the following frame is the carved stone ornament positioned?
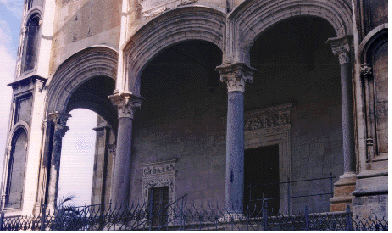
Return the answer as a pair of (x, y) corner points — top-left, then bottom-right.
(327, 35), (353, 64)
(109, 92), (142, 119)
(142, 160), (176, 205)
(107, 144), (116, 155)
(216, 63), (256, 92)
(140, 0), (199, 18)
(244, 103), (292, 131)
(360, 64), (373, 79)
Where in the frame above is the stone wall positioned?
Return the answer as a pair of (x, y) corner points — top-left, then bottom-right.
(49, 0), (121, 76)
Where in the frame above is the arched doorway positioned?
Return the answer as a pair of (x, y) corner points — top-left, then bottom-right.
(245, 16), (343, 214)
(38, 47), (118, 212)
(130, 40), (224, 214)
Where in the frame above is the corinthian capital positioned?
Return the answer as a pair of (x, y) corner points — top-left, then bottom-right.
(48, 112), (71, 136)
(109, 92), (143, 119)
(327, 35), (353, 64)
(216, 63), (256, 92)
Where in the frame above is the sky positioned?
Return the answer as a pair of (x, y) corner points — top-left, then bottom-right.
(0, 1), (96, 207)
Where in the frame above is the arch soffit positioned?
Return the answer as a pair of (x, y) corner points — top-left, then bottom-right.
(124, 6), (226, 94)
(46, 46), (118, 115)
(229, 0), (353, 63)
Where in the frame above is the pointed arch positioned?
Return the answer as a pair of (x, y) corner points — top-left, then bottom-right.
(45, 46), (118, 123)
(123, 6), (225, 94)
(229, 0), (353, 64)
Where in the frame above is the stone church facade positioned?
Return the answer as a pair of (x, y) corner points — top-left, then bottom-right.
(1, 0), (387, 219)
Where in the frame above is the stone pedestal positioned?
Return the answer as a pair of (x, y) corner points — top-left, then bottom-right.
(352, 170), (388, 219)
(330, 173), (356, 211)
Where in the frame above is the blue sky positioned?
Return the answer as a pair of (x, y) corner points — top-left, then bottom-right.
(0, 1), (96, 207)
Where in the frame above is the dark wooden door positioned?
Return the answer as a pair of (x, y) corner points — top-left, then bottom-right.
(149, 186), (169, 226)
(244, 144), (280, 215)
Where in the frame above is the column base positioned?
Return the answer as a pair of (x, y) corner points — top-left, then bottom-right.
(330, 172), (356, 212)
(352, 169), (388, 219)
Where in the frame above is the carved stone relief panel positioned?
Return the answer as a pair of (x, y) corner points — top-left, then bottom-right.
(142, 160), (176, 205)
(244, 103), (292, 131)
(139, 0), (198, 19)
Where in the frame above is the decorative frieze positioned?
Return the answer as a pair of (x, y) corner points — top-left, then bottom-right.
(140, 0), (198, 19)
(216, 63), (255, 92)
(244, 103), (292, 131)
(142, 160), (176, 205)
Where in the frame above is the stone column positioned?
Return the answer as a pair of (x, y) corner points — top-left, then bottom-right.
(217, 63), (255, 214)
(109, 92), (142, 208)
(328, 36), (357, 211)
(46, 112), (71, 212)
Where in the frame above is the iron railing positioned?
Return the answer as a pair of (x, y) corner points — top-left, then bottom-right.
(0, 200), (387, 231)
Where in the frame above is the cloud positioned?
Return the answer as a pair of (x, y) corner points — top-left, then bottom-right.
(0, 0), (23, 19)
(0, 19), (15, 175)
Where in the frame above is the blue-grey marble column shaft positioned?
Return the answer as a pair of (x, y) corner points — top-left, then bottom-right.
(109, 92), (142, 208)
(226, 91), (245, 212)
(329, 36), (356, 174)
(217, 63), (255, 213)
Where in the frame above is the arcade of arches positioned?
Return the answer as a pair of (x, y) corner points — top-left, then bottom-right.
(1, 0), (387, 220)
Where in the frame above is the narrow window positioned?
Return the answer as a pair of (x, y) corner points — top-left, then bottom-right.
(148, 187), (169, 226)
(4, 130), (28, 209)
(22, 14), (40, 73)
(27, 0), (33, 10)
(244, 144), (280, 215)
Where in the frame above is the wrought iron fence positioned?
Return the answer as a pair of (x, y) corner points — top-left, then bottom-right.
(0, 199), (387, 231)
(246, 173), (336, 215)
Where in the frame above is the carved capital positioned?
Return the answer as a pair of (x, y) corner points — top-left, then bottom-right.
(48, 113), (71, 169)
(109, 92), (143, 119)
(216, 63), (256, 92)
(327, 35), (353, 64)
(49, 112), (71, 135)
(360, 64), (373, 79)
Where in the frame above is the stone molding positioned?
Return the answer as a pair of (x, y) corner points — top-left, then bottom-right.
(140, 0), (198, 19)
(124, 7), (225, 94)
(244, 103), (292, 131)
(327, 35), (353, 64)
(109, 92), (142, 119)
(216, 63), (255, 92)
(142, 160), (176, 206)
(46, 47), (118, 115)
